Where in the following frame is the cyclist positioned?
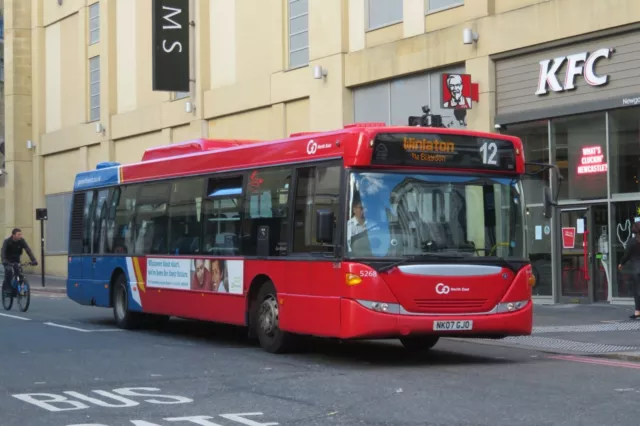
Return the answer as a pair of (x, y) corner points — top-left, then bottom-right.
(2, 228), (37, 297)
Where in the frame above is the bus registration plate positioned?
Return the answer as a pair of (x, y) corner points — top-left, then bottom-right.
(433, 320), (473, 331)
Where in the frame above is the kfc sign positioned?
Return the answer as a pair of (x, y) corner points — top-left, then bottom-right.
(535, 48), (614, 95)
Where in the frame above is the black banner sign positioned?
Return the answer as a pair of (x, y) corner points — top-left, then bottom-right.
(371, 133), (516, 171)
(152, 0), (190, 92)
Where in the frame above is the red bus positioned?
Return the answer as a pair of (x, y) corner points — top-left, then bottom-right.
(67, 119), (557, 353)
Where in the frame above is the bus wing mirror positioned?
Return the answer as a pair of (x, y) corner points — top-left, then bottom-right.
(543, 186), (555, 218)
(316, 209), (334, 244)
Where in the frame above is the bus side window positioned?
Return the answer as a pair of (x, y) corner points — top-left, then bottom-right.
(293, 164), (340, 254)
(242, 167), (291, 256)
(134, 182), (170, 255)
(113, 185), (138, 254)
(82, 190), (96, 254)
(168, 177), (204, 255)
(203, 176), (244, 256)
(103, 187), (121, 254)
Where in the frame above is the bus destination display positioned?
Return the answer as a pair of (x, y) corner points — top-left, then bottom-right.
(370, 133), (516, 171)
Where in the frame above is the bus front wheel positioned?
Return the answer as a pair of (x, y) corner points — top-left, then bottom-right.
(252, 280), (296, 354)
(399, 336), (440, 353)
(112, 274), (142, 329)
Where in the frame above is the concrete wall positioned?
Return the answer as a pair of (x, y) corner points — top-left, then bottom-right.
(4, 0), (640, 276)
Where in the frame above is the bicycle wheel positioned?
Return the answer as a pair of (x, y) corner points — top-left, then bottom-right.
(17, 278), (30, 312)
(2, 286), (13, 310)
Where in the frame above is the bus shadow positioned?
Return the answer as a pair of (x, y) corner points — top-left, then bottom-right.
(108, 317), (520, 368)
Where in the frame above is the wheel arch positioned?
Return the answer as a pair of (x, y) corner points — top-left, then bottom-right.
(108, 267), (127, 307)
(245, 273), (274, 338)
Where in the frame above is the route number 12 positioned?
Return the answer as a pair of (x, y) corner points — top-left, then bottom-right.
(479, 141), (498, 165)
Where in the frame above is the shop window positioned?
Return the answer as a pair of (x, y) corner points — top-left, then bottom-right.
(168, 178), (204, 255)
(610, 201), (640, 298)
(203, 176), (244, 256)
(45, 192), (74, 254)
(367, 0), (403, 30)
(292, 164), (341, 253)
(609, 107), (640, 195)
(526, 205), (552, 296)
(503, 121), (550, 205)
(551, 113), (607, 201)
(242, 167), (292, 256)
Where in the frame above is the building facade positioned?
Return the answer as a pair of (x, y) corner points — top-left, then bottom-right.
(4, 0), (640, 305)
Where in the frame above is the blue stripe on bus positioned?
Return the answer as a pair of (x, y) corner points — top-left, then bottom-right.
(73, 166), (121, 191)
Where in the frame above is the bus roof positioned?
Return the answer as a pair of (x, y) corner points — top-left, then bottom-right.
(73, 123), (525, 191)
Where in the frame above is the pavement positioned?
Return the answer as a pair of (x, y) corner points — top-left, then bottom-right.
(21, 272), (640, 361)
(3, 295), (640, 425)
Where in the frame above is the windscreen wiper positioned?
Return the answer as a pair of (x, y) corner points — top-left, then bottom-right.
(377, 253), (465, 273)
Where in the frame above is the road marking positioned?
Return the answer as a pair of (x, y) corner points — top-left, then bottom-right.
(44, 322), (122, 333)
(548, 354), (640, 369)
(0, 312), (31, 320)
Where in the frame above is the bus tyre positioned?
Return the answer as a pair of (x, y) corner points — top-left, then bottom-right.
(112, 274), (142, 329)
(252, 281), (295, 354)
(400, 336), (440, 353)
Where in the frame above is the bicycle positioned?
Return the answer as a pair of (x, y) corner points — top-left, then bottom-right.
(2, 262), (34, 312)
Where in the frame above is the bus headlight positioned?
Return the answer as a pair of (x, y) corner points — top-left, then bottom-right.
(496, 300), (529, 313)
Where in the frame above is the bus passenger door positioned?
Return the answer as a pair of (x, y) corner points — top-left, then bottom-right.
(288, 163), (342, 336)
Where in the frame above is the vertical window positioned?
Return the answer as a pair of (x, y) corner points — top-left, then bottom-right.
(367, 0), (403, 30)
(288, 0), (308, 68)
(204, 176), (244, 255)
(92, 189), (110, 254)
(168, 178), (204, 255)
(83, 190), (96, 254)
(426, 0), (463, 12)
(134, 182), (170, 254)
(89, 2), (100, 44)
(102, 187), (120, 254)
(243, 168), (292, 256)
(293, 164), (341, 253)
(89, 56), (100, 122)
(113, 185), (138, 254)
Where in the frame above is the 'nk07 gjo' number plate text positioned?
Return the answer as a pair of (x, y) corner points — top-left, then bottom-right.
(433, 320), (473, 331)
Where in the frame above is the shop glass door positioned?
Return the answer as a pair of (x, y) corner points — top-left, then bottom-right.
(558, 205), (609, 303)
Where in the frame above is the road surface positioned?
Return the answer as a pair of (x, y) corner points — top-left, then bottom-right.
(1, 294), (639, 426)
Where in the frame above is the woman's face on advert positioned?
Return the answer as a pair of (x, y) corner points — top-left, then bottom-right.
(211, 260), (222, 283)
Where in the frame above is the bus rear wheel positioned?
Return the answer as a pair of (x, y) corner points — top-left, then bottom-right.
(399, 336), (440, 353)
(252, 281), (296, 354)
(112, 273), (142, 329)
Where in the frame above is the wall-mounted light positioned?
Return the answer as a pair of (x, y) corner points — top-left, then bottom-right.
(26, 140), (35, 150)
(463, 28), (479, 45)
(95, 122), (105, 135)
(313, 65), (328, 80)
(185, 101), (193, 113)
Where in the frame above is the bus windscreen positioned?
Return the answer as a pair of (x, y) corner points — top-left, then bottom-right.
(370, 132), (517, 171)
